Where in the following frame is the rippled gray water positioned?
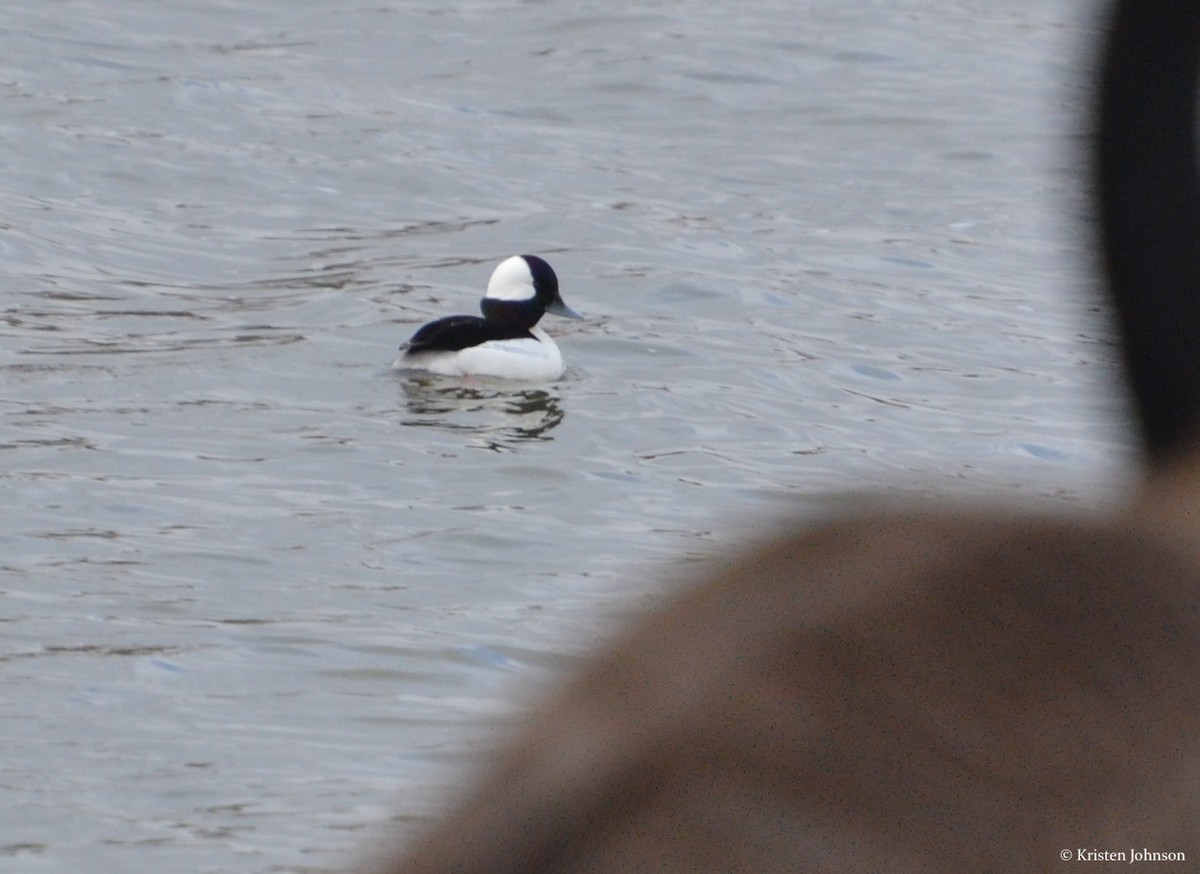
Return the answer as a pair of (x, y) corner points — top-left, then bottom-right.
(1, 1), (1128, 871)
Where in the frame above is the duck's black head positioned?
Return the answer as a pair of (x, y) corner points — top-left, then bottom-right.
(478, 255), (582, 330)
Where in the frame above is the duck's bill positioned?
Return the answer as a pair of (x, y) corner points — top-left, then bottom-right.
(547, 299), (584, 319)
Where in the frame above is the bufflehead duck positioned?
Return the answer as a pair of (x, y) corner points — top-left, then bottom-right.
(394, 255), (582, 380)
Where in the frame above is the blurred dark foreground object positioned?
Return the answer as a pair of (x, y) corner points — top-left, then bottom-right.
(374, 2), (1200, 870)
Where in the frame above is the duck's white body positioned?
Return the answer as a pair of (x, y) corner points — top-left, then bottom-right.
(393, 326), (565, 380)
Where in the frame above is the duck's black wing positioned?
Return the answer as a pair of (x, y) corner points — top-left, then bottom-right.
(401, 314), (538, 357)
(402, 315), (492, 356)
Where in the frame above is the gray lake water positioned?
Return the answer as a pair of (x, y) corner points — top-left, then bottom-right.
(1, 1), (1131, 871)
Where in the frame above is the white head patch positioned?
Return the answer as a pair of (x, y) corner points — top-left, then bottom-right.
(485, 255), (537, 302)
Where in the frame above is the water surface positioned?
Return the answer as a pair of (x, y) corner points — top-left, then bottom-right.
(0, 1), (1128, 871)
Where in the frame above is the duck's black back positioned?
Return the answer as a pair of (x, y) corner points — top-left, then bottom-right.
(405, 315), (535, 356)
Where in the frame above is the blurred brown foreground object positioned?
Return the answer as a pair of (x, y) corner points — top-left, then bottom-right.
(374, 2), (1200, 870)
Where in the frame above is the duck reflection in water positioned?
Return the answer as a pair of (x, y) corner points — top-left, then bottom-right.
(399, 376), (565, 450)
